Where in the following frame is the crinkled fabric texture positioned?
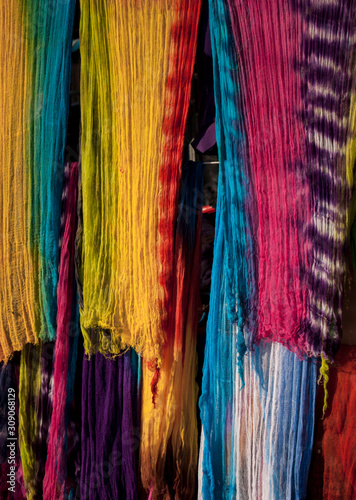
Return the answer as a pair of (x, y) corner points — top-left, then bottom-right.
(308, 345), (356, 500)
(18, 342), (54, 500)
(79, 0), (202, 363)
(140, 162), (203, 498)
(0, 0), (76, 361)
(208, 0), (356, 360)
(199, 286), (318, 499)
(43, 163), (79, 500)
(80, 350), (140, 500)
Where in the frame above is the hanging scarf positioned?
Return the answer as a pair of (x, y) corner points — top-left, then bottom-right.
(199, 1), (356, 497)
(199, 206), (318, 498)
(140, 161), (203, 498)
(79, 0), (202, 364)
(0, 1), (76, 362)
(79, 350), (141, 500)
(207, 0), (356, 363)
(199, 338), (318, 500)
(43, 163), (79, 500)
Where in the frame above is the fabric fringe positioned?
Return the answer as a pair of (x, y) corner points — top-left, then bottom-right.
(140, 161), (203, 498)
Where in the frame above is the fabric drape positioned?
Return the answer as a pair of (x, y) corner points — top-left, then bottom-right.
(79, 0), (202, 364)
(43, 162), (79, 500)
(207, 0), (356, 362)
(0, 0), (76, 362)
(140, 162), (203, 498)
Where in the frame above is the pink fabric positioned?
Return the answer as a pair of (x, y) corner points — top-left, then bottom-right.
(228, 0), (309, 350)
(43, 163), (78, 500)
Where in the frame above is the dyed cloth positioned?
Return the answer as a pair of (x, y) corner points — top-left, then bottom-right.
(18, 343), (54, 499)
(208, 0), (356, 361)
(140, 162), (203, 498)
(199, 342), (318, 500)
(0, 1), (76, 361)
(43, 163), (79, 500)
(308, 345), (356, 500)
(79, 0), (202, 363)
(199, 1), (356, 497)
(199, 213), (318, 498)
(80, 350), (140, 500)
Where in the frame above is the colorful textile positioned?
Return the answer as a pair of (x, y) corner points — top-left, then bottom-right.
(199, 204), (318, 498)
(208, 0), (356, 361)
(308, 345), (356, 500)
(140, 162), (203, 498)
(199, 206), (237, 499)
(18, 343), (54, 499)
(198, 1), (356, 496)
(79, 0), (202, 363)
(43, 163), (79, 500)
(0, 1), (76, 361)
(80, 350), (141, 500)
(199, 339), (318, 500)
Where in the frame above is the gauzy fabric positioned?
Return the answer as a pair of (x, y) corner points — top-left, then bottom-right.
(79, 0), (202, 365)
(0, 0), (76, 361)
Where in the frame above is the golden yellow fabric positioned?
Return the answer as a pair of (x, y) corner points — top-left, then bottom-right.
(139, 164), (203, 498)
(80, 0), (201, 363)
(140, 302), (199, 498)
(0, 1), (75, 362)
(0, 3), (36, 361)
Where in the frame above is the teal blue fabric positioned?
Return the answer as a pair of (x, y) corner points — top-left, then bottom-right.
(25, 0), (76, 340)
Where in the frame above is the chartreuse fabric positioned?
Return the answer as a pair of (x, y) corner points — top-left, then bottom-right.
(0, 1), (76, 362)
(79, 0), (202, 364)
(19, 342), (55, 499)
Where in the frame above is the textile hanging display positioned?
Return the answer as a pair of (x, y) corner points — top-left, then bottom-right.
(140, 162), (203, 498)
(199, 205), (238, 499)
(199, 0), (356, 498)
(0, 1), (76, 362)
(231, 342), (317, 500)
(80, 350), (141, 500)
(206, 0), (356, 363)
(43, 163), (79, 500)
(79, 0), (202, 363)
(199, 342), (318, 500)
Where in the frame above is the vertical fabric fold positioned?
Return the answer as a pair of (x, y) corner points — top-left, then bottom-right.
(79, 350), (140, 500)
(0, 0), (76, 361)
(79, 0), (202, 365)
(140, 161), (203, 498)
(43, 162), (79, 500)
(207, 0), (356, 361)
(18, 342), (54, 499)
